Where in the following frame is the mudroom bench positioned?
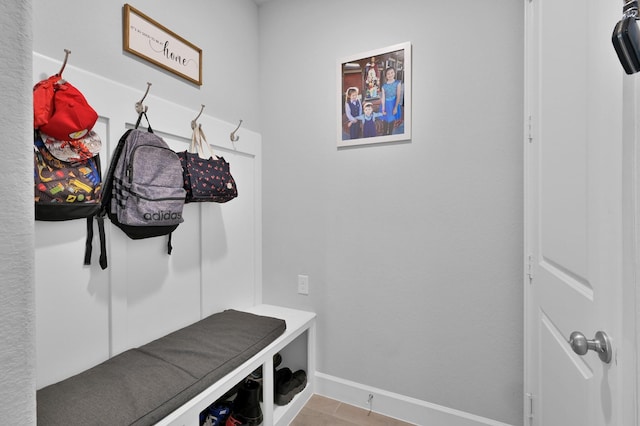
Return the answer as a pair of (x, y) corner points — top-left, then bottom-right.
(37, 304), (316, 426)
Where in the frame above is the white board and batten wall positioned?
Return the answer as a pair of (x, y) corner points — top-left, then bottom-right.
(33, 52), (263, 389)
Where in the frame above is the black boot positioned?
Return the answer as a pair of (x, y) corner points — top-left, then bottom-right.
(226, 380), (262, 426)
(251, 353), (283, 402)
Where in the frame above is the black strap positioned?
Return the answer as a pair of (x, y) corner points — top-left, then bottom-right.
(84, 216), (94, 265)
(83, 215), (108, 269)
(167, 232), (173, 255)
(134, 111), (153, 133)
(100, 129), (132, 217)
(97, 216), (107, 269)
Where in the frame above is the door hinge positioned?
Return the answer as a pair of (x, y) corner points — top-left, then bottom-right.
(527, 254), (534, 282)
(526, 392), (534, 423)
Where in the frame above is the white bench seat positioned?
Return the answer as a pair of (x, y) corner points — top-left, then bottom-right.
(37, 305), (315, 426)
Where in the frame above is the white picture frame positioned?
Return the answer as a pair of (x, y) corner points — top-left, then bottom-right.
(337, 42), (411, 148)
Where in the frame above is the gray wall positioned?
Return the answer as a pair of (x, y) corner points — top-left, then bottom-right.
(258, 0), (524, 424)
(0, 2), (36, 425)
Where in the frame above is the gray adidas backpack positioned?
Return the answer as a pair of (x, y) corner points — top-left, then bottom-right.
(101, 113), (186, 261)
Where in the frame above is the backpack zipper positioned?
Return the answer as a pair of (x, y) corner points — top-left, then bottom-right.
(130, 191), (185, 202)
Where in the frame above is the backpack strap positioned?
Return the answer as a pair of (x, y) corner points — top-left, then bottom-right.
(97, 216), (107, 269)
(135, 111), (153, 133)
(83, 215), (107, 269)
(84, 216), (94, 266)
(100, 129), (133, 217)
(95, 128), (134, 269)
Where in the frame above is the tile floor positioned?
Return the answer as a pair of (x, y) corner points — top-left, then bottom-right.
(289, 394), (416, 426)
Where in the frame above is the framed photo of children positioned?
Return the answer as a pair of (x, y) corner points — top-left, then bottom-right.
(337, 42), (411, 147)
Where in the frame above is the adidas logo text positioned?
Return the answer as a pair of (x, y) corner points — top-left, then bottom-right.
(143, 210), (182, 221)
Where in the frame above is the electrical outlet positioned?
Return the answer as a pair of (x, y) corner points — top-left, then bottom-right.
(297, 275), (309, 295)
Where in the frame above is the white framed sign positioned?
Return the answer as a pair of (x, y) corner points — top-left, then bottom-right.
(123, 4), (202, 86)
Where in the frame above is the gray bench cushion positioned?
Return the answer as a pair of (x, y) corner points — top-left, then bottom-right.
(37, 309), (286, 425)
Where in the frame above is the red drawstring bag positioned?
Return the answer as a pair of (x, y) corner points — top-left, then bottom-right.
(33, 75), (98, 142)
(33, 75), (61, 129)
(39, 81), (98, 141)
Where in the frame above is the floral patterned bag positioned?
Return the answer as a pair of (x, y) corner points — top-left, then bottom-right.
(177, 124), (238, 204)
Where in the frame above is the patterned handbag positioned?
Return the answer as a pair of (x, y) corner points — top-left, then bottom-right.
(177, 124), (238, 203)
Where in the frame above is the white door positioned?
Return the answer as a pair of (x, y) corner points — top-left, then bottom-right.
(525, 0), (635, 425)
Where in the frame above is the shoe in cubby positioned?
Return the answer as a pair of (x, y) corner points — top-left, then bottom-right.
(274, 368), (307, 406)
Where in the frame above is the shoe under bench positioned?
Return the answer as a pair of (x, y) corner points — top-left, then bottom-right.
(159, 305), (316, 426)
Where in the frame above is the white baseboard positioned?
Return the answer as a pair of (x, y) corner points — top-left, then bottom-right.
(314, 372), (514, 426)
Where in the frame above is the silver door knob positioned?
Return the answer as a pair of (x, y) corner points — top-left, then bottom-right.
(569, 331), (612, 364)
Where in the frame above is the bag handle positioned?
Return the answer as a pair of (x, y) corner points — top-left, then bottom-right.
(190, 124), (218, 160)
(135, 111), (154, 133)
